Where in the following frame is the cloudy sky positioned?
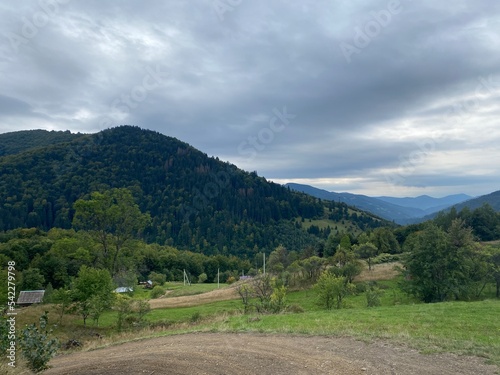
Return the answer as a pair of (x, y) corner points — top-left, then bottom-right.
(1, 0), (499, 198)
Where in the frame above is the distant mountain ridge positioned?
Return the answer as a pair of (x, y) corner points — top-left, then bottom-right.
(285, 183), (471, 224)
(376, 194), (472, 212)
(451, 190), (500, 212)
(417, 189), (500, 223)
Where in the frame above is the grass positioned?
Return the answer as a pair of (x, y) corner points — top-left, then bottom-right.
(211, 299), (500, 365)
(130, 282), (223, 300)
(11, 274), (500, 368)
(93, 298), (242, 328)
(66, 295), (500, 367)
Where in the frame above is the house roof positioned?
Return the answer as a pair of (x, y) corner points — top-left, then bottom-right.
(17, 290), (45, 305)
(114, 287), (133, 293)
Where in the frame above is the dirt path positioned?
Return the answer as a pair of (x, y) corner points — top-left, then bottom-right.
(149, 287), (239, 309)
(45, 333), (497, 375)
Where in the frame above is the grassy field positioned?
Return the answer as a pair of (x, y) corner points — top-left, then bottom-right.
(129, 282), (223, 300)
(210, 299), (500, 364)
(11, 273), (500, 368)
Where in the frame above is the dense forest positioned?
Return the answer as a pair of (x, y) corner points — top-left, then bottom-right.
(0, 126), (387, 257)
(0, 129), (83, 157)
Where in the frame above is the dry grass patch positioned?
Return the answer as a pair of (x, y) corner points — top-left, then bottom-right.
(355, 261), (402, 282)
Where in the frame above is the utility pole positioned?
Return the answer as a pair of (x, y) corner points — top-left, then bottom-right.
(217, 268), (220, 289)
(263, 253), (266, 276)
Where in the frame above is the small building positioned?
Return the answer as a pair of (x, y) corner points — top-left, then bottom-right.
(139, 280), (153, 289)
(17, 290), (45, 306)
(114, 287), (134, 293)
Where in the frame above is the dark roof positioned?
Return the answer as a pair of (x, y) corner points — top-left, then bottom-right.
(17, 290), (45, 305)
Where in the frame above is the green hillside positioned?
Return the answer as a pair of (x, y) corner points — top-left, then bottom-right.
(0, 129), (83, 156)
(0, 126), (389, 257)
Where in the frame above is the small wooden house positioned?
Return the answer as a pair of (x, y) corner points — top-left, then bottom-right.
(17, 290), (45, 306)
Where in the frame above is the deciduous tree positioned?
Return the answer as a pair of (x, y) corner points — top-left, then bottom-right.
(72, 266), (115, 326)
(73, 188), (150, 275)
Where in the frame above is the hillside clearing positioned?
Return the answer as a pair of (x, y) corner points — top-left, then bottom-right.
(149, 285), (239, 309)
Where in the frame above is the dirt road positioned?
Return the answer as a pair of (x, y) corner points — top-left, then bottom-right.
(45, 333), (497, 375)
(149, 287), (239, 309)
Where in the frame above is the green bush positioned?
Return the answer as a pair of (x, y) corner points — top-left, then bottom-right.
(19, 312), (59, 373)
(198, 273), (208, 283)
(190, 312), (201, 323)
(150, 285), (165, 299)
(366, 286), (384, 307)
(355, 282), (367, 294)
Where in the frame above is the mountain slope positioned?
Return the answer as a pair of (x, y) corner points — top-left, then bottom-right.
(285, 183), (471, 224)
(0, 129), (84, 156)
(377, 194), (471, 213)
(286, 183), (425, 224)
(451, 190), (500, 212)
(0, 126), (388, 256)
(419, 189), (500, 223)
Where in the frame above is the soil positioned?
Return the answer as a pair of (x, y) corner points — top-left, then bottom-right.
(45, 333), (498, 375)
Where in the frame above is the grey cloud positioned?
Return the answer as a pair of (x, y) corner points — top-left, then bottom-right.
(1, 0), (499, 197)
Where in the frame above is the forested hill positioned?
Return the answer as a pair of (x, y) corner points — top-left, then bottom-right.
(0, 126), (387, 257)
(0, 129), (84, 157)
(451, 190), (500, 212)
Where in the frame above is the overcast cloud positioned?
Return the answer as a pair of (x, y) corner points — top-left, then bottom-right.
(1, 0), (499, 197)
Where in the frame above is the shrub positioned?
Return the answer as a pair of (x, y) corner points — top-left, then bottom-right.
(115, 297), (151, 330)
(366, 285), (384, 307)
(355, 282), (367, 294)
(237, 275), (288, 314)
(198, 273), (208, 283)
(150, 285), (165, 299)
(315, 272), (355, 310)
(19, 312), (59, 373)
(190, 312), (201, 323)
